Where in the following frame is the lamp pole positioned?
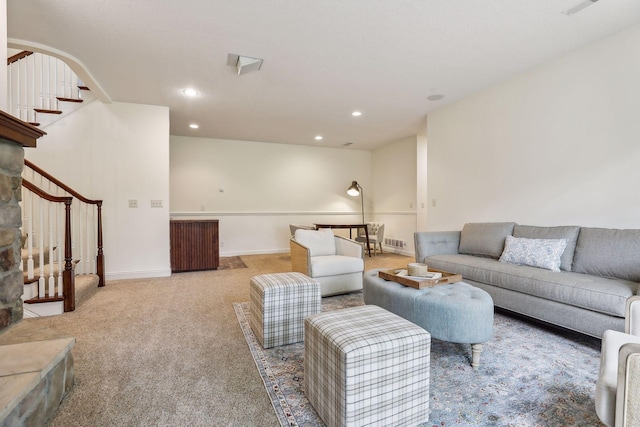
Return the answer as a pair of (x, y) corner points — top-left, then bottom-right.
(347, 181), (365, 224)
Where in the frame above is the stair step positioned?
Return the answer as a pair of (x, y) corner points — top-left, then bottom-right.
(56, 97), (83, 103)
(24, 277), (38, 285)
(78, 86), (90, 91)
(33, 108), (63, 115)
(28, 122), (41, 127)
(24, 295), (64, 304)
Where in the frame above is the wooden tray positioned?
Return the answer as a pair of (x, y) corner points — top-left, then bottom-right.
(378, 268), (462, 289)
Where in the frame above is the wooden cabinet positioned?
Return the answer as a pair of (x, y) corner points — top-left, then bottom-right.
(170, 220), (219, 272)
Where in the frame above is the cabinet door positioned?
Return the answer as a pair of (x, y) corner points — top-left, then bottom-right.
(170, 220), (219, 272)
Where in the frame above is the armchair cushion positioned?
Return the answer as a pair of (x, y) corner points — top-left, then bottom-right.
(310, 255), (364, 278)
(294, 229), (336, 257)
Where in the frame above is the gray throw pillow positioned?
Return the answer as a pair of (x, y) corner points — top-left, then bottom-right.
(573, 228), (640, 282)
(458, 222), (516, 259)
(513, 225), (580, 271)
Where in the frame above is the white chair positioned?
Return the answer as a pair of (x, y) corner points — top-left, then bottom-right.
(595, 296), (640, 427)
(355, 223), (385, 255)
(290, 228), (364, 297)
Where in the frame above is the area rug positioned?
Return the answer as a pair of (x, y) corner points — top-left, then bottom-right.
(234, 293), (603, 427)
(217, 256), (248, 270)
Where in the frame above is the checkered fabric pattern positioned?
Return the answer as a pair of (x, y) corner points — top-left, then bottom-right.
(304, 305), (431, 427)
(249, 272), (321, 349)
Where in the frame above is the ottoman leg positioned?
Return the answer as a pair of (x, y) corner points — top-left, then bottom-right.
(471, 343), (483, 370)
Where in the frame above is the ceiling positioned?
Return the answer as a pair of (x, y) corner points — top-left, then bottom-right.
(7, 0), (640, 150)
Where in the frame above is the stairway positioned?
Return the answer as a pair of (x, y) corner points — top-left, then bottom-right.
(20, 160), (105, 317)
(6, 49), (106, 316)
(7, 49), (96, 128)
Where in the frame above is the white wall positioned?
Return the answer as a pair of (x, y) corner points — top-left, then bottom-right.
(25, 101), (171, 279)
(170, 136), (372, 255)
(426, 24), (640, 231)
(371, 135), (418, 255)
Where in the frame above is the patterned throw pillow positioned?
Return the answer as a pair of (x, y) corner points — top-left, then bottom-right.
(499, 235), (568, 272)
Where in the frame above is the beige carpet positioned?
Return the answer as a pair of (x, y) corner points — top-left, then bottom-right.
(24, 251), (414, 426)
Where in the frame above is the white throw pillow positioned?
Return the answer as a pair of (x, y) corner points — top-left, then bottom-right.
(499, 235), (568, 272)
(294, 229), (336, 257)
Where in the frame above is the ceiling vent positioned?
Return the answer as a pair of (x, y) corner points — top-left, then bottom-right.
(227, 54), (263, 75)
(562, 0), (599, 16)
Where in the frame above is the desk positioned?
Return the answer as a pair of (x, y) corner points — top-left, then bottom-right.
(314, 223), (371, 257)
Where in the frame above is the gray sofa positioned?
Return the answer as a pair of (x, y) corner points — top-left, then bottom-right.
(414, 222), (640, 338)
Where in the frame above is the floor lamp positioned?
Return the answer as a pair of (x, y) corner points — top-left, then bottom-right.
(347, 181), (364, 224)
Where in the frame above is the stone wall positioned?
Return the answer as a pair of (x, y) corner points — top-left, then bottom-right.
(0, 138), (24, 332)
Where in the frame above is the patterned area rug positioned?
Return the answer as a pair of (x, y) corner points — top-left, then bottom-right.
(234, 292), (604, 427)
(217, 256), (248, 270)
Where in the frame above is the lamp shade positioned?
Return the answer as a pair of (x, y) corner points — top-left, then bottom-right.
(347, 181), (361, 196)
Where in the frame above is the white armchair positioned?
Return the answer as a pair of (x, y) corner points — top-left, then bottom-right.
(290, 228), (364, 297)
(596, 295), (640, 427)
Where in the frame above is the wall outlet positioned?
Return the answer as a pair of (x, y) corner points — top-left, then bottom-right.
(151, 200), (163, 208)
(128, 199), (138, 208)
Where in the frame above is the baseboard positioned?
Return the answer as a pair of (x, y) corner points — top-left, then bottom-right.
(219, 248), (290, 257)
(105, 268), (172, 281)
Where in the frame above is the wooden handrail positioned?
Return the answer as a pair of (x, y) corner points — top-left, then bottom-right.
(22, 179), (73, 204)
(7, 51), (33, 65)
(24, 159), (102, 205)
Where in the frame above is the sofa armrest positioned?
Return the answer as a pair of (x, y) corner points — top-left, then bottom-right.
(290, 238), (311, 275)
(334, 236), (364, 259)
(414, 231), (461, 263)
(626, 295), (640, 336)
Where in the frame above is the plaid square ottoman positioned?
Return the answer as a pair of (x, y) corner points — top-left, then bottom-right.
(304, 305), (431, 427)
(250, 272), (321, 349)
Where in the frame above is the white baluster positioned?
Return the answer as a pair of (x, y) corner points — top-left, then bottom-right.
(57, 204), (64, 297)
(48, 202), (55, 297)
(27, 191), (34, 280)
(38, 199), (45, 297)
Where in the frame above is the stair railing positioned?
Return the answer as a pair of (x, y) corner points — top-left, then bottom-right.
(21, 179), (75, 311)
(7, 51), (83, 125)
(22, 159), (104, 289)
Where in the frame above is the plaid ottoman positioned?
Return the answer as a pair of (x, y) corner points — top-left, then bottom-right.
(304, 305), (431, 427)
(249, 272), (321, 349)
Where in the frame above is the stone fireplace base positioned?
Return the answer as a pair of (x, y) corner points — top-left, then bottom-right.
(0, 320), (75, 426)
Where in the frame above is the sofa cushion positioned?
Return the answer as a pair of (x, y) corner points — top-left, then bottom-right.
(295, 229), (336, 257)
(573, 228), (640, 282)
(310, 255), (364, 278)
(513, 225), (580, 271)
(499, 236), (567, 272)
(426, 254), (636, 317)
(458, 222), (516, 259)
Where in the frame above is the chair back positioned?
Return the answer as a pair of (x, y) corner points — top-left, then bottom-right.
(359, 222), (383, 237)
(289, 224), (314, 236)
(294, 228), (336, 256)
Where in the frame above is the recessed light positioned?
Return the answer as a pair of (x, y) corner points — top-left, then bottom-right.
(352, 111), (362, 117)
(182, 88), (199, 97)
(315, 135), (323, 141)
(427, 94), (444, 101)
(189, 124), (199, 129)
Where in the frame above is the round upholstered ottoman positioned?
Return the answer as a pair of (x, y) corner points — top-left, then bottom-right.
(364, 269), (494, 369)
